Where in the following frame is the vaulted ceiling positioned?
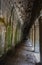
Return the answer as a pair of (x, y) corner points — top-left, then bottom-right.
(0, 0), (34, 22)
(0, 0), (42, 22)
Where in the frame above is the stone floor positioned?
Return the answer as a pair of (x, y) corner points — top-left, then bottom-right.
(0, 40), (40, 65)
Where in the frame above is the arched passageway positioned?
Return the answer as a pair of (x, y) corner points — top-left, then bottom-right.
(0, 18), (6, 57)
(0, 0), (42, 65)
(0, 17), (41, 65)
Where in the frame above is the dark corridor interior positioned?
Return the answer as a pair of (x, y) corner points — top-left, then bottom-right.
(0, 0), (42, 65)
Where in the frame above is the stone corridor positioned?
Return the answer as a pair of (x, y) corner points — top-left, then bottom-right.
(0, 40), (40, 65)
(0, 0), (42, 65)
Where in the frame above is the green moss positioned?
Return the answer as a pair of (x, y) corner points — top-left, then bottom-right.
(6, 26), (12, 48)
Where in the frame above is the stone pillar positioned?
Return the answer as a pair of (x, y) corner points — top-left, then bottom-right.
(39, 16), (42, 64)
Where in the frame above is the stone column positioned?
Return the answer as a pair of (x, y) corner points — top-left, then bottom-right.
(39, 16), (42, 64)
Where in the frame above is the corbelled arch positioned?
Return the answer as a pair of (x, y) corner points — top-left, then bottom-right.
(22, 0), (42, 42)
